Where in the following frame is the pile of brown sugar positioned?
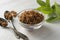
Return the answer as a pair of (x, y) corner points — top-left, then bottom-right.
(19, 10), (44, 24)
(0, 18), (8, 27)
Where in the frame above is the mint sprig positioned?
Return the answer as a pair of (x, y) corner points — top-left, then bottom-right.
(36, 0), (60, 22)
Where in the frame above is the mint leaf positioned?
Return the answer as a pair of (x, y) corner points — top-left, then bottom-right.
(52, 5), (55, 9)
(36, 6), (53, 14)
(37, 0), (46, 6)
(46, 3), (60, 22)
(36, 0), (52, 14)
(46, 16), (56, 22)
(47, 16), (60, 22)
(46, 0), (50, 7)
(55, 2), (60, 17)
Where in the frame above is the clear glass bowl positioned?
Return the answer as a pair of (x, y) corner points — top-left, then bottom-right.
(17, 9), (45, 30)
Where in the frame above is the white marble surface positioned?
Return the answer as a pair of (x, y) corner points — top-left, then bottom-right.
(0, 0), (60, 40)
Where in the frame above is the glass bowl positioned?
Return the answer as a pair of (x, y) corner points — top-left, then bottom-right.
(17, 9), (45, 30)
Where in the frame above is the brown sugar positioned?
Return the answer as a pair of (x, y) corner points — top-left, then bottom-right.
(4, 11), (13, 20)
(0, 18), (8, 27)
(11, 11), (17, 17)
(19, 10), (44, 24)
(4, 11), (17, 20)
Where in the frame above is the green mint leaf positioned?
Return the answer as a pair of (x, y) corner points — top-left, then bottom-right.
(46, 0), (50, 7)
(36, 6), (53, 14)
(37, 0), (46, 6)
(55, 2), (60, 17)
(36, 0), (53, 14)
(52, 5), (55, 9)
(46, 16), (60, 22)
